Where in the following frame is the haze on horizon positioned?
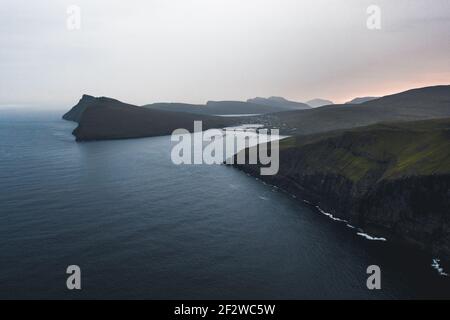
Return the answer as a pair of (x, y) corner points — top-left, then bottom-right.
(0, 0), (449, 108)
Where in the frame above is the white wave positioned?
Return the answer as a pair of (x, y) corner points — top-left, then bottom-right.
(356, 232), (387, 241)
(217, 114), (261, 117)
(431, 258), (449, 277)
(258, 196), (269, 201)
(223, 123), (264, 129)
(314, 205), (387, 241)
(316, 206), (348, 223)
(258, 183), (388, 243)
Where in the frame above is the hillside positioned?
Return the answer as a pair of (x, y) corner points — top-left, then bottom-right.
(345, 96), (378, 104)
(255, 85), (450, 135)
(233, 117), (450, 259)
(277, 118), (450, 181)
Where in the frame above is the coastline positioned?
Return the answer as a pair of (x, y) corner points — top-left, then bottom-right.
(230, 164), (450, 278)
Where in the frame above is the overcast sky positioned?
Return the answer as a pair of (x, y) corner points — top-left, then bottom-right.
(1, 0), (449, 107)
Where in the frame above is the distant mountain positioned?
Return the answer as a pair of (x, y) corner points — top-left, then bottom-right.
(142, 102), (207, 115)
(305, 98), (333, 108)
(206, 100), (295, 114)
(246, 96), (310, 110)
(257, 85), (450, 135)
(144, 99), (299, 115)
(346, 96), (379, 104)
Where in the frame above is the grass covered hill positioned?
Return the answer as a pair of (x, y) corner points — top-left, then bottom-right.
(278, 117), (450, 182)
(234, 117), (450, 259)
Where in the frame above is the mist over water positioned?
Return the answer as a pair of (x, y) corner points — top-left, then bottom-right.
(0, 109), (449, 299)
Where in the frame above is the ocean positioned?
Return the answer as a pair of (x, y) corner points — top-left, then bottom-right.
(0, 108), (449, 299)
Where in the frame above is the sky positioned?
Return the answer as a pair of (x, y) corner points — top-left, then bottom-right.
(1, 0), (449, 107)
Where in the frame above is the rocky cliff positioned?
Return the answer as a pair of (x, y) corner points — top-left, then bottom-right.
(233, 118), (450, 260)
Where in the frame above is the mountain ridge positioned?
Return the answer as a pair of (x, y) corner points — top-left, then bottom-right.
(246, 96), (310, 110)
(254, 85), (450, 135)
(63, 85), (450, 141)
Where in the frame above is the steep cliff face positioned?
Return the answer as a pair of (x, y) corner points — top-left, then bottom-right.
(233, 118), (450, 260)
(356, 175), (450, 257)
(62, 94), (97, 123)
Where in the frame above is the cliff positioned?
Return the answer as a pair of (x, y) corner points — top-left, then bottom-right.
(232, 118), (450, 260)
(63, 94), (97, 123)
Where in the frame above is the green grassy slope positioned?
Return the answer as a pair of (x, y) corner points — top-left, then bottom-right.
(278, 118), (450, 182)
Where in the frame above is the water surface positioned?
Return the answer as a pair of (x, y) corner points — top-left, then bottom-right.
(0, 108), (449, 299)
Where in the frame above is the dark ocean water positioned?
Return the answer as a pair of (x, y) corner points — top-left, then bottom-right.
(0, 108), (449, 299)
